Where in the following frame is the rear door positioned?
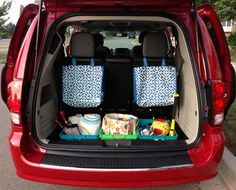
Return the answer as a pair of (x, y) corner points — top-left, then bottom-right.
(44, 0), (192, 13)
(197, 4), (235, 112)
(1, 4), (38, 105)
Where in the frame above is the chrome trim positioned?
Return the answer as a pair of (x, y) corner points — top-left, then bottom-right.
(40, 163), (193, 172)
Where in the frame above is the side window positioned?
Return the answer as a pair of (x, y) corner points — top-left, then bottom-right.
(20, 19), (35, 46)
(202, 17), (219, 57)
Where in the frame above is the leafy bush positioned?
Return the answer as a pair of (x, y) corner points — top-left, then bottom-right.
(228, 32), (236, 47)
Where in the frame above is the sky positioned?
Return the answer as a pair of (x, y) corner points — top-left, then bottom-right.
(0, 0), (35, 24)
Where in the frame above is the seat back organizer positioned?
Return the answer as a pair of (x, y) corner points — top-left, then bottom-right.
(57, 31), (180, 145)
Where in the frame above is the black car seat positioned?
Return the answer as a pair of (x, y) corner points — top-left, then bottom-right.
(131, 31), (149, 57)
(62, 32), (104, 114)
(94, 33), (112, 58)
(133, 32), (176, 118)
(104, 57), (133, 113)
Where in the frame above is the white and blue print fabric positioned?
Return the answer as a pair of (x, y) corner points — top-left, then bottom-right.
(62, 65), (104, 108)
(133, 65), (176, 107)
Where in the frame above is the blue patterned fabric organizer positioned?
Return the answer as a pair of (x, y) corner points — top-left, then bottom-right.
(62, 65), (104, 108)
(133, 65), (176, 107)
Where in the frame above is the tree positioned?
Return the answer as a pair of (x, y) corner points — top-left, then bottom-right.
(4, 22), (15, 38)
(0, 1), (12, 38)
(228, 32), (236, 47)
(0, 22), (15, 38)
(196, 0), (236, 21)
(0, 1), (12, 28)
(214, 0), (236, 21)
(20, 5), (24, 15)
(196, 0), (217, 6)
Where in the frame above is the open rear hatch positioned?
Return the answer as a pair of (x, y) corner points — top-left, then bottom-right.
(30, 0), (201, 170)
(44, 0), (193, 13)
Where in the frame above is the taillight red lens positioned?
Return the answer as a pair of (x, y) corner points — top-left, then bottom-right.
(212, 81), (226, 114)
(214, 97), (226, 113)
(212, 82), (225, 97)
(7, 80), (22, 101)
(7, 80), (23, 125)
(211, 80), (227, 126)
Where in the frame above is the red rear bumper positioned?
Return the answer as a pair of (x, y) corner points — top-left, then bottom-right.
(9, 125), (224, 187)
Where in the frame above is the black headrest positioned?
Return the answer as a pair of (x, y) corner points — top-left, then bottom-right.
(143, 32), (168, 58)
(94, 33), (104, 49)
(71, 32), (95, 57)
(139, 31), (149, 44)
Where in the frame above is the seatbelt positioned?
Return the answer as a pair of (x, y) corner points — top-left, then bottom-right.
(143, 57), (148, 67)
(143, 57), (166, 67)
(71, 57), (77, 66)
(90, 58), (95, 66)
(71, 57), (95, 66)
(161, 58), (166, 66)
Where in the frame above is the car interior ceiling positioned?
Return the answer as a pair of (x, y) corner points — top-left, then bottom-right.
(34, 18), (200, 148)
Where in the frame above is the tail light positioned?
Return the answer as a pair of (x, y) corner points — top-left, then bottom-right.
(7, 79), (23, 125)
(211, 80), (227, 126)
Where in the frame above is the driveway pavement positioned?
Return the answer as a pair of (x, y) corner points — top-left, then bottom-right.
(232, 62), (236, 70)
(0, 39), (10, 52)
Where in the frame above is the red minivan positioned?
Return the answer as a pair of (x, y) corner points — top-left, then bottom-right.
(1, 0), (236, 187)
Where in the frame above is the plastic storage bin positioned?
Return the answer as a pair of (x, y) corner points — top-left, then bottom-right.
(59, 131), (99, 140)
(138, 119), (178, 140)
(99, 128), (138, 140)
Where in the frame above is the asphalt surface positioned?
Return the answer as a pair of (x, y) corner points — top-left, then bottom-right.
(0, 39), (230, 189)
(233, 62), (236, 70)
(0, 39), (10, 52)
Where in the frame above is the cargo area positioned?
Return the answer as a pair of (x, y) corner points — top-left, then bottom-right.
(31, 16), (201, 151)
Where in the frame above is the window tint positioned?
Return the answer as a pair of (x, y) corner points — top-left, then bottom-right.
(103, 32), (138, 50)
(202, 17), (219, 56)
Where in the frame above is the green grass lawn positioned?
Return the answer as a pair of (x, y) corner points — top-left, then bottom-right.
(231, 47), (236, 63)
(0, 53), (7, 64)
(224, 100), (236, 156)
(224, 44), (236, 155)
